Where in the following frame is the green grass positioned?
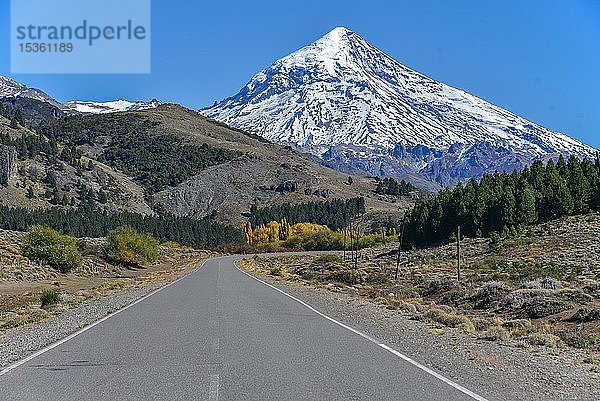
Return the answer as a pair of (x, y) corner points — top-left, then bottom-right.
(40, 290), (61, 307)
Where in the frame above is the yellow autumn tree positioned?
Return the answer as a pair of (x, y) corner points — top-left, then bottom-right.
(265, 220), (281, 242)
(242, 221), (254, 244)
(251, 224), (270, 244)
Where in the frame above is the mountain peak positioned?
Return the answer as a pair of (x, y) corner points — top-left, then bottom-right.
(271, 27), (364, 77)
(312, 26), (356, 57)
(320, 26), (353, 42)
(206, 30), (597, 186)
(0, 75), (27, 93)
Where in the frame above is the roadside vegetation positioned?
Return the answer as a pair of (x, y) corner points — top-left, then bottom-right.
(249, 197), (365, 231)
(105, 226), (159, 267)
(0, 204), (243, 248)
(241, 213), (600, 358)
(22, 225), (82, 273)
(0, 227), (212, 335)
(40, 290), (61, 308)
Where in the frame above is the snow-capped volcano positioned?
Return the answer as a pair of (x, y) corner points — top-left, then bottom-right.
(64, 99), (160, 114)
(203, 27), (597, 187)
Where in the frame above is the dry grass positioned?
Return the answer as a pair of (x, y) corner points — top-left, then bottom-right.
(241, 214), (600, 353)
(527, 333), (565, 348)
(424, 307), (476, 334)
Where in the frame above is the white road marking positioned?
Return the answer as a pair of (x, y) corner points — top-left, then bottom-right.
(236, 260), (489, 401)
(0, 260), (209, 377)
(208, 374), (220, 401)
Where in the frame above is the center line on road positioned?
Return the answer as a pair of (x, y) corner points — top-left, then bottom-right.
(235, 260), (489, 401)
(208, 374), (220, 401)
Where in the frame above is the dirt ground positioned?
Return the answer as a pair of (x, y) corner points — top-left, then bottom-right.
(0, 229), (213, 333)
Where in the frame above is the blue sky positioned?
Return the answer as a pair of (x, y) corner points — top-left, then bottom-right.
(1, 0), (599, 148)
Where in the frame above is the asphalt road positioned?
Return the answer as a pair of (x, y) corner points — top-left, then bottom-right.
(0, 255), (489, 401)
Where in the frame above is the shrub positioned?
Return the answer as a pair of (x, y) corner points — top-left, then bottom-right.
(268, 266), (282, 276)
(528, 333), (564, 348)
(105, 226), (159, 266)
(22, 225), (83, 273)
(488, 231), (503, 252)
(568, 307), (600, 323)
(523, 277), (562, 290)
(424, 308), (475, 333)
(502, 319), (533, 337)
(325, 269), (362, 285)
(312, 254), (343, 266)
(516, 296), (572, 319)
(282, 228), (344, 251)
(366, 272), (391, 285)
(482, 325), (510, 342)
(40, 289), (62, 307)
(357, 234), (388, 249)
(472, 281), (511, 308)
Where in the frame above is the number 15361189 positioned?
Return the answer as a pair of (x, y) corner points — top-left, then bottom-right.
(19, 43), (74, 52)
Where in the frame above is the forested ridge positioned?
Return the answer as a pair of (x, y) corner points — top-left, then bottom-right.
(404, 154), (600, 248)
(0, 205), (243, 248)
(249, 197), (366, 231)
(36, 113), (240, 192)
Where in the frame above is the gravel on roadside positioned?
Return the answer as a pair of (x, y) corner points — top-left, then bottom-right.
(251, 273), (599, 401)
(0, 282), (165, 369)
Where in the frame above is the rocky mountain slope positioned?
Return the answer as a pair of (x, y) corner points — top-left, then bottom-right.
(0, 114), (153, 215)
(203, 27), (597, 188)
(0, 76), (66, 111)
(139, 106), (402, 224)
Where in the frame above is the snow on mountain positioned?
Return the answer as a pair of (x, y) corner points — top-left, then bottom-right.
(1, 75), (159, 116)
(0, 75), (66, 110)
(64, 99), (161, 114)
(202, 27), (597, 187)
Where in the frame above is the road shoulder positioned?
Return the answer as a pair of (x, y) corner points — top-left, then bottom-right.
(238, 259), (599, 401)
(0, 253), (211, 370)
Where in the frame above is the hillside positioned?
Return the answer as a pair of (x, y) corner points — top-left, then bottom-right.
(0, 114), (152, 215)
(142, 106), (407, 224)
(0, 104), (409, 228)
